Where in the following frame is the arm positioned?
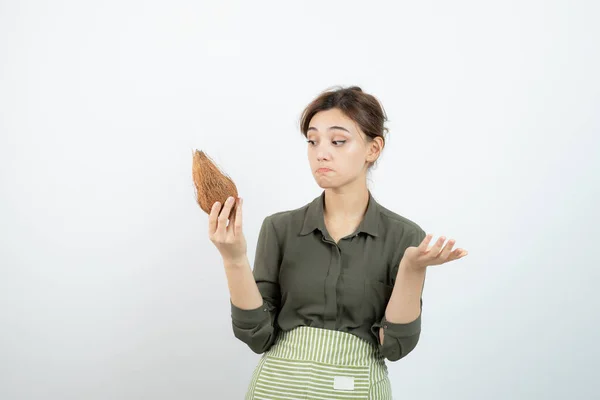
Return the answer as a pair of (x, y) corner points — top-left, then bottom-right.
(377, 259), (426, 361)
(229, 216), (281, 354)
(224, 256), (263, 311)
(372, 228), (469, 361)
(372, 228), (427, 361)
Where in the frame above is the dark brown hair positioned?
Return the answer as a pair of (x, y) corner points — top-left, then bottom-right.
(299, 85), (389, 169)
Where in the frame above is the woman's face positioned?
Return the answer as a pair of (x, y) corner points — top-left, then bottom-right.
(306, 108), (380, 189)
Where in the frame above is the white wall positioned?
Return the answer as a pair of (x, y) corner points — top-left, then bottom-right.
(1, 1), (599, 399)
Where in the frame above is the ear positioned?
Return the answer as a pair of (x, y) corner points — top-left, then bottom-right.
(367, 136), (384, 163)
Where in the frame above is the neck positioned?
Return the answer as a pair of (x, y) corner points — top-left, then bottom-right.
(323, 183), (370, 221)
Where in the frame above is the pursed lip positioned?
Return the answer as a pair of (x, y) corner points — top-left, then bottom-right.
(316, 167), (332, 173)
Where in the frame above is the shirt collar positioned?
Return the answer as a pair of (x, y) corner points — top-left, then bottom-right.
(300, 189), (380, 238)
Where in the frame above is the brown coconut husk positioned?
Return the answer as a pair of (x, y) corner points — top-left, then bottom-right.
(192, 149), (238, 219)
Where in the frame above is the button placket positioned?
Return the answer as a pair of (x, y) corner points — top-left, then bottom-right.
(322, 239), (341, 330)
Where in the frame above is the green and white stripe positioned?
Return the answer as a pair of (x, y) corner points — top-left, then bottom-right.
(245, 326), (392, 400)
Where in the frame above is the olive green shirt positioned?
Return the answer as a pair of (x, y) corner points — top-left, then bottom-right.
(231, 190), (427, 362)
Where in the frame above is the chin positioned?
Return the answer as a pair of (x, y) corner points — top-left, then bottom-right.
(314, 177), (340, 190)
(314, 177), (332, 188)
(316, 182), (334, 189)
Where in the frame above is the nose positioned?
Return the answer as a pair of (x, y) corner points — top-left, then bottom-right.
(317, 151), (330, 162)
(316, 146), (331, 162)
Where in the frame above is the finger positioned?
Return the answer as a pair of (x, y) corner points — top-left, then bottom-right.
(448, 248), (468, 262)
(217, 196), (235, 234)
(419, 234), (434, 251)
(233, 197), (243, 236)
(228, 209), (235, 231)
(439, 239), (456, 260)
(430, 235), (447, 256)
(208, 201), (221, 236)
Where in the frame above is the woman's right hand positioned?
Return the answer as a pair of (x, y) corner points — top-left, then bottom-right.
(208, 196), (247, 263)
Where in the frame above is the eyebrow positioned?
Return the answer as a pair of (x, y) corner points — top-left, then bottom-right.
(307, 126), (351, 134)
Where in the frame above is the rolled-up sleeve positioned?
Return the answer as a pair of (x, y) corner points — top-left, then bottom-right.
(231, 215), (282, 354)
(371, 298), (423, 361)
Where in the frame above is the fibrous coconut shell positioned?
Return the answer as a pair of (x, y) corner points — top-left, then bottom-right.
(192, 150), (238, 219)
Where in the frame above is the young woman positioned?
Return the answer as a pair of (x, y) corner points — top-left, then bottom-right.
(208, 86), (468, 399)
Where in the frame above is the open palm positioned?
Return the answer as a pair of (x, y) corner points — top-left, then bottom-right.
(404, 234), (468, 270)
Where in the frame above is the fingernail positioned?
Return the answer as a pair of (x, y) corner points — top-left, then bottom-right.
(227, 196), (233, 203)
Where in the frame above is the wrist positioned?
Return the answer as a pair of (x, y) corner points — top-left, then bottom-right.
(223, 255), (248, 269)
(399, 258), (425, 273)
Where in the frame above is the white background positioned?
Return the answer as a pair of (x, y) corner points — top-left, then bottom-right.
(1, 1), (599, 399)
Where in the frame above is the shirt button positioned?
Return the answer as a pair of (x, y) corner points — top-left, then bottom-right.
(383, 325), (388, 329)
(263, 308), (268, 312)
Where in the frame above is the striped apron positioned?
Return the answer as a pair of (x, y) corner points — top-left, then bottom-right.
(244, 326), (392, 400)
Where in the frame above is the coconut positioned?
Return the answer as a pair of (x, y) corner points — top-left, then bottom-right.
(192, 149), (238, 220)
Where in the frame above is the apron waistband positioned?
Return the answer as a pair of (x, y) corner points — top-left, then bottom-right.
(266, 326), (382, 366)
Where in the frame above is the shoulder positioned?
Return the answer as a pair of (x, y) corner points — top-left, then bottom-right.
(255, 203), (312, 251)
(372, 202), (427, 268)
(378, 203), (424, 233)
(377, 203), (427, 245)
(263, 202), (309, 230)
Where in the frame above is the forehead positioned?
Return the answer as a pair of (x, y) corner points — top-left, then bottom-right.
(307, 108), (358, 135)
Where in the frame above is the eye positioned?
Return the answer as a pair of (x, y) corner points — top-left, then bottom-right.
(306, 140), (346, 146)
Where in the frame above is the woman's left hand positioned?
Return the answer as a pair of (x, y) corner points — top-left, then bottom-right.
(403, 234), (468, 270)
